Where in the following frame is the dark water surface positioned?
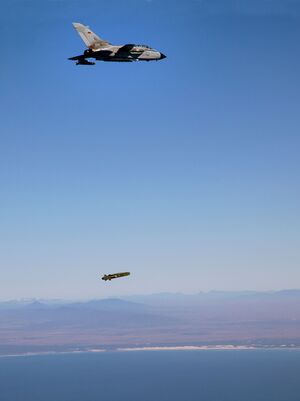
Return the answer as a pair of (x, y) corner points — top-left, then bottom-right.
(0, 350), (299, 401)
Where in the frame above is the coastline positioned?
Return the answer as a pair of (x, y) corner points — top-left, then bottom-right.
(117, 345), (256, 351)
(1, 344), (299, 358)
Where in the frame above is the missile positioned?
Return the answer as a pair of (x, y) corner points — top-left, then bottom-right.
(102, 272), (130, 281)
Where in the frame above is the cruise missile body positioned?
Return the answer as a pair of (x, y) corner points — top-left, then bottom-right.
(102, 272), (130, 281)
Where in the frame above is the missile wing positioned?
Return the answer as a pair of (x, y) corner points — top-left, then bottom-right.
(102, 272), (130, 281)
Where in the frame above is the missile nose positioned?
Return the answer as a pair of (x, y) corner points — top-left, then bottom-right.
(160, 53), (166, 60)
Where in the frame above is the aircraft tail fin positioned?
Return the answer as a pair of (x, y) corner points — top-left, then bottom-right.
(72, 22), (110, 50)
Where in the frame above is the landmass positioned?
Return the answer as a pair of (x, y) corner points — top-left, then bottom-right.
(0, 290), (300, 357)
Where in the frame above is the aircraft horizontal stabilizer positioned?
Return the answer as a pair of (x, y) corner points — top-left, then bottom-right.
(68, 55), (85, 61)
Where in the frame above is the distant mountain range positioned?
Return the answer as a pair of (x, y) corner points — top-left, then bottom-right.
(0, 290), (300, 356)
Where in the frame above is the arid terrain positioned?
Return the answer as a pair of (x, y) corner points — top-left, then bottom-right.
(0, 291), (300, 355)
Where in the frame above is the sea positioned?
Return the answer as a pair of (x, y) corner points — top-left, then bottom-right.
(0, 350), (299, 401)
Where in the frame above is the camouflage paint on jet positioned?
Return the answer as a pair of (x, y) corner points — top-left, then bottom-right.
(69, 23), (166, 65)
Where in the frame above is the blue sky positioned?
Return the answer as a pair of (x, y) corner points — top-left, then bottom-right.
(1, 0), (300, 299)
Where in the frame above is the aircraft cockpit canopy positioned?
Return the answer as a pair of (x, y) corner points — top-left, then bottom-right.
(136, 44), (152, 49)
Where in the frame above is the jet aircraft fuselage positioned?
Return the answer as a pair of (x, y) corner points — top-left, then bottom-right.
(69, 23), (166, 65)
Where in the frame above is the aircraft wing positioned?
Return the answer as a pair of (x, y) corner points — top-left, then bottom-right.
(68, 54), (96, 65)
(94, 49), (114, 57)
(117, 44), (136, 52)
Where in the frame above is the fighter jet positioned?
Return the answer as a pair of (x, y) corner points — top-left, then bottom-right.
(69, 23), (166, 65)
(102, 272), (130, 281)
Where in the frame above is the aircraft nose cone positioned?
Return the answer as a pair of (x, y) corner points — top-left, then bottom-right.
(160, 53), (166, 60)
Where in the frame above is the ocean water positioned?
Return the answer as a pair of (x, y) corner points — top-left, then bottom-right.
(0, 350), (299, 401)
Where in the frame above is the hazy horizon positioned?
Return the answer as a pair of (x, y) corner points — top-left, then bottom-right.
(1, 288), (300, 302)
